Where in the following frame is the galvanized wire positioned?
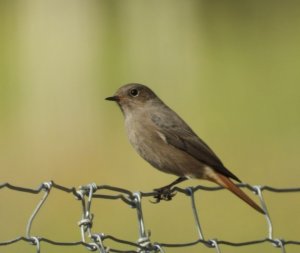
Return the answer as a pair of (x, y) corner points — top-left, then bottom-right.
(0, 181), (299, 252)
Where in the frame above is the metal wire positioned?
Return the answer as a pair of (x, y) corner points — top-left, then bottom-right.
(0, 181), (299, 252)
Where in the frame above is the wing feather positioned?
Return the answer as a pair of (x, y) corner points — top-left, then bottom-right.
(151, 113), (241, 182)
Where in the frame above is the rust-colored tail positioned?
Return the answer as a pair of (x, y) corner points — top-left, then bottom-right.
(209, 173), (265, 214)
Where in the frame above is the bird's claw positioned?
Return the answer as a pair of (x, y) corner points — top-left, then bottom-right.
(151, 187), (176, 203)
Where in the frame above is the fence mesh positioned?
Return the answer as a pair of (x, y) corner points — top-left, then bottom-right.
(0, 181), (299, 253)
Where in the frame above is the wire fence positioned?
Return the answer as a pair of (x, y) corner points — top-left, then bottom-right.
(0, 181), (299, 253)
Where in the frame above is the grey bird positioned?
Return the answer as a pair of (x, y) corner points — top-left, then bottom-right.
(106, 83), (264, 214)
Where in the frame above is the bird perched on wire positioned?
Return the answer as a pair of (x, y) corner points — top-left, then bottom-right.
(106, 83), (265, 214)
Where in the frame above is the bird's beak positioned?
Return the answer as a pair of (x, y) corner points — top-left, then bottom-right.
(105, 95), (120, 102)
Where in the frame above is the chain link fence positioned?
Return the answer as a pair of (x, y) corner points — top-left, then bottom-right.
(0, 181), (299, 252)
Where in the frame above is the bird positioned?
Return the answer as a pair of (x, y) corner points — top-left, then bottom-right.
(106, 83), (265, 214)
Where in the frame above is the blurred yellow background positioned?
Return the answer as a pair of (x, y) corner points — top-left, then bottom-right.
(0, 0), (299, 252)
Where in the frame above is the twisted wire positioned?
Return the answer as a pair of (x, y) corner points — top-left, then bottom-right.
(0, 181), (299, 252)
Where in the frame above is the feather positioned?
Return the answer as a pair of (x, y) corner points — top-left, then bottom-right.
(151, 112), (241, 182)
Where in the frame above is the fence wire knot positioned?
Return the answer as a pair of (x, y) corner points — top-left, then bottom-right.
(208, 239), (221, 253)
(153, 244), (166, 253)
(30, 237), (40, 253)
(91, 233), (109, 253)
(78, 183), (98, 243)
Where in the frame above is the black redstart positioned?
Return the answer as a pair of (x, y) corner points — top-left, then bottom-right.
(106, 83), (264, 214)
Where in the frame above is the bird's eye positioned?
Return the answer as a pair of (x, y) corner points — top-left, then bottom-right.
(130, 88), (139, 97)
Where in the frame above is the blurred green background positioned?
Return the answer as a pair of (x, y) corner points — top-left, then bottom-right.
(0, 0), (299, 252)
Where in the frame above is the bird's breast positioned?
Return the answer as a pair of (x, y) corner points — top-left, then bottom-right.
(124, 113), (205, 177)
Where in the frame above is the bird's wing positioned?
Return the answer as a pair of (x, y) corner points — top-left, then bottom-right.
(151, 113), (241, 182)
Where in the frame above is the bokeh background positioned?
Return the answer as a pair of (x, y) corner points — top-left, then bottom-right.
(1, 0), (299, 252)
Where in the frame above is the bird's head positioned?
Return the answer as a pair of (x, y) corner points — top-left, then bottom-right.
(105, 83), (158, 115)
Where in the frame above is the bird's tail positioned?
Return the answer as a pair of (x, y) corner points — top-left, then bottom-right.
(209, 173), (265, 214)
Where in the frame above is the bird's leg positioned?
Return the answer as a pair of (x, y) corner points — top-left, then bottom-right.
(159, 176), (187, 189)
(152, 177), (187, 203)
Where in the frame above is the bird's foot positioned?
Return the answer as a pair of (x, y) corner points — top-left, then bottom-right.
(151, 186), (176, 203)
